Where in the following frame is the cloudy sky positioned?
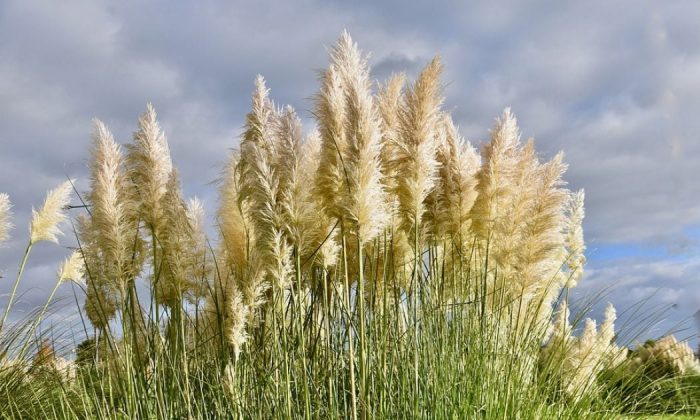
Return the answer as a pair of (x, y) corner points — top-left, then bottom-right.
(1, 0), (698, 348)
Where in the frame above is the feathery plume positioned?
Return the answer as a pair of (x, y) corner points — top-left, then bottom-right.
(239, 75), (276, 204)
(58, 251), (85, 284)
(186, 197), (206, 245)
(339, 33), (390, 243)
(216, 151), (266, 325)
(550, 300), (572, 341)
(267, 229), (293, 290)
(206, 152), (257, 351)
(226, 287), (249, 359)
(469, 110), (541, 312)
(425, 115), (480, 241)
(126, 103), (173, 236)
(305, 130), (340, 270)
(30, 180), (73, 244)
(275, 106), (318, 256)
(316, 31), (389, 244)
(238, 76), (293, 290)
(218, 152), (254, 278)
(541, 301), (627, 400)
(0, 193), (12, 245)
(86, 120), (143, 295)
(185, 196), (211, 297)
(79, 120), (145, 330)
(78, 214), (118, 330)
(598, 303), (627, 367)
(377, 73), (405, 190)
(572, 318), (600, 395)
(157, 170), (204, 307)
(393, 57), (443, 236)
(218, 81), (292, 343)
(514, 151), (568, 304)
(598, 303), (617, 348)
(563, 190), (586, 288)
(631, 335), (700, 376)
(315, 51), (350, 223)
(470, 108), (522, 241)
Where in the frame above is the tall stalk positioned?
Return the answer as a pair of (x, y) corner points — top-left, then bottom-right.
(356, 236), (368, 418)
(0, 243), (32, 333)
(412, 218), (420, 417)
(294, 247), (311, 418)
(341, 227), (358, 420)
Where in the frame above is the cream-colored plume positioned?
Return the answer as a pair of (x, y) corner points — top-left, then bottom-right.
(30, 180), (74, 244)
(86, 120), (143, 295)
(338, 32), (390, 244)
(316, 32), (390, 245)
(186, 197), (209, 271)
(470, 108), (522, 242)
(210, 151), (261, 353)
(315, 62), (349, 223)
(218, 152), (254, 279)
(58, 250), (85, 284)
(80, 215), (118, 330)
(225, 287), (250, 359)
(541, 301), (627, 400)
(392, 57), (443, 238)
(80, 119), (146, 330)
(425, 115), (480, 242)
(239, 75), (276, 202)
(275, 106), (319, 257)
(513, 152), (568, 307)
(562, 190), (586, 288)
(469, 109), (567, 317)
(0, 193), (12, 245)
(239, 76), (293, 290)
(377, 73), (406, 190)
(631, 335), (700, 376)
(156, 170), (205, 307)
(304, 130), (340, 270)
(126, 103), (173, 236)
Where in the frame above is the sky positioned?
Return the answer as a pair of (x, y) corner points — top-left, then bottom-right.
(0, 0), (699, 350)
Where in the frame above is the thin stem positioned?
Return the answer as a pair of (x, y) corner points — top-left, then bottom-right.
(356, 237), (368, 418)
(18, 278), (62, 359)
(413, 218), (420, 417)
(0, 242), (33, 333)
(341, 227), (358, 420)
(295, 248), (311, 419)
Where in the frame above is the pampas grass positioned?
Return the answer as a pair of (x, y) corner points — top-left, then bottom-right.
(392, 57), (443, 238)
(214, 151), (264, 356)
(29, 180), (73, 245)
(58, 251), (85, 284)
(87, 120), (143, 294)
(0, 32), (695, 420)
(126, 103), (173, 236)
(563, 189), (587, 288)
(1, 180), (74, 332)
(541, 301), (627, 400)
(425, 114), (480, 242)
